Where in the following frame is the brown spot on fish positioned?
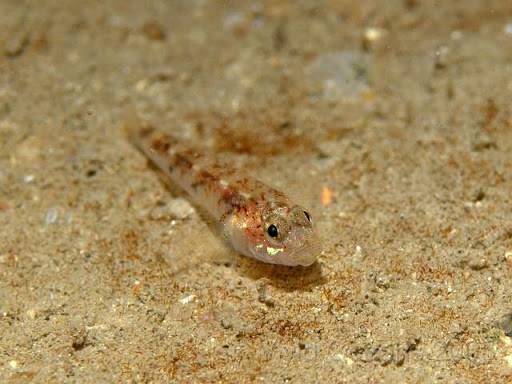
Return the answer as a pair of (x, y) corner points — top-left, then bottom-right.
(151, 136), (171, 153)
(182, 149), (202, 160)
(220, 189), (245, 213)
(200, 170), (217, 183)
(173, 153), (193, 170)
(139, 124), (155, 138)
(191, 170), (217, 189)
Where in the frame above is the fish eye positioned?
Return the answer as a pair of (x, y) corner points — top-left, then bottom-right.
(267, 224), (278, 238)
(303, 211), (311, 221)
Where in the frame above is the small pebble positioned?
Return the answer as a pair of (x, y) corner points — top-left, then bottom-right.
(45, 207), (59, 225)
(142, 21), (166, 41)
(472, 133), (497, 151)
(450, 30), (463, 40)
(172, 199), (195, 216)
(23, 174), (34, 183)
(179, 294), (195, 305)
(505, 22), (512, 35)
(468, 256), (489, 271)
(374, 274), (392, 290)
(221, 318), (233, 330)
(334, 353), (354, 365)
(305, 51), (369, 101)
(505, 251), (512, 267)
(354, 245), (364, 259)
(434, 46), (450, 69)
(501, 313), (512, 337)
(217, 304), (241, 331)
(4, 29), (29, 57)
(473, 188), (485, 202)
(135, 79), (148, 92)
(362, 27), (386, 51)
(149, 198), (194, 221)
(257, 283), (275, 307)
(26, 308), (37, 320)
(71, 328), (88, 351)
(505, 354), (512, 367)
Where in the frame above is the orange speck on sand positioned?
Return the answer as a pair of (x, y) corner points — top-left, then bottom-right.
(321, 186), (335, 207)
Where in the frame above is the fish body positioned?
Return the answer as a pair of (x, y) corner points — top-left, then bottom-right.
(128, 120), (321, 266)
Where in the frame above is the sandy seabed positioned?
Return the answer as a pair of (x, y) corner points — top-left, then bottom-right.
(1, 1), (512, 383)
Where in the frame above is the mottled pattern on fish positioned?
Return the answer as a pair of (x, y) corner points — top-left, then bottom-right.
(127, 120), (321, 266)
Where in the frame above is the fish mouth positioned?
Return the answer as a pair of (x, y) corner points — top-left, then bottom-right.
(286, 239), (322, 267)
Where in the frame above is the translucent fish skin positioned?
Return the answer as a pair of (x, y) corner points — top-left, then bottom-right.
(128, 121), (321, 266)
